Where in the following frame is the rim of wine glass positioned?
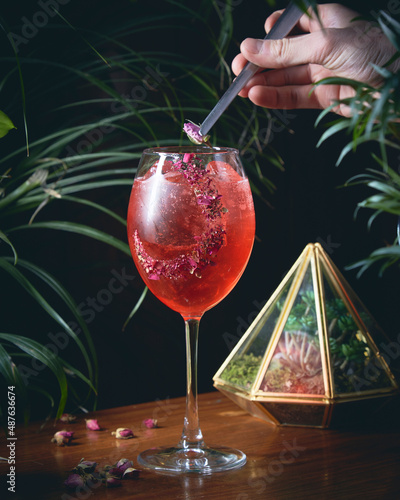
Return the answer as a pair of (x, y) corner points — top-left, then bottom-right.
(142, 146), (239, 155)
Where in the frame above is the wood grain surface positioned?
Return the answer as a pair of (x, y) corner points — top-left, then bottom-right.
(1, 391), (400, 499)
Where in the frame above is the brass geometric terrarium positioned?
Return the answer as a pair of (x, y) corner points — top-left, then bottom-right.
(213, 243), (399, 428)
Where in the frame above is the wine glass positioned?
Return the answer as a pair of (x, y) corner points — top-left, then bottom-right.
(127, 146), (255, 473)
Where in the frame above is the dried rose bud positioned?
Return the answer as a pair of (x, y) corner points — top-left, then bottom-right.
(51, 430), (74, 446)
(64, 474), (84, 489)
(107, 467), (123, 478)
(106, 476), (122, 488)
(115, 458), (133, 474)
(143, 418), (158, 429)
(123, 467), (140, 479)
(111, 428), (134, 439)
(183, 121), (210, 145)
(60, 413), (76, 423)
(85, 419), (101, 431)
(76, 460), (97, 474)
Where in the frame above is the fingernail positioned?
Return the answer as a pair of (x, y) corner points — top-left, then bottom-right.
(242, 38), (263, 54)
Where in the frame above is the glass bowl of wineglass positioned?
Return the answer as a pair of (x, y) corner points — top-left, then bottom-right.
(127, 146), (255, 473)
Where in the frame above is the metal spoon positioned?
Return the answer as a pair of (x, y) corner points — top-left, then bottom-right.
(199, 1), (306, 138)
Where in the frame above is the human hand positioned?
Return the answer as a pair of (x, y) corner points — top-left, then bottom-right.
(232, 3), (399, 116)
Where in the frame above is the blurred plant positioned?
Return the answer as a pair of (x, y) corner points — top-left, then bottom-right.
(0, 0), (287, 423)
(315, 9), (400, 275)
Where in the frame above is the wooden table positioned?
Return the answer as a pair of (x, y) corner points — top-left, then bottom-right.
(2, 391), (400, 499)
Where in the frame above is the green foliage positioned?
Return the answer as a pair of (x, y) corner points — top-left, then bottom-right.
(0, 110), (16, 139)
(0, 0), (285, 423)
(315, 9), (400, 275)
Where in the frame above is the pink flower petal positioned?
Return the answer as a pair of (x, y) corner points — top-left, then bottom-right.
(183, 152), (194, 163)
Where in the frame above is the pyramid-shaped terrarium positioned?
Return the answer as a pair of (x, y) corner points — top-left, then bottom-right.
(213, 243), (399, 428)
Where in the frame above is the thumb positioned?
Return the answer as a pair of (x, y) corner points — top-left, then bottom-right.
(240, 31), (330, 70)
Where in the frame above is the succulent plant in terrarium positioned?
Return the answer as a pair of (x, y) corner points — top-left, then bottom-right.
(261, 290), (325, 395)
(214, 243), (399, 428)
(220, 287), (389, 396)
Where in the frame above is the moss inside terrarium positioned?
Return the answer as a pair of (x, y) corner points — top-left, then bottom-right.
(220, 353), (263, 389)
(218, 250), (396, 400)
(220, 289), (394, 396)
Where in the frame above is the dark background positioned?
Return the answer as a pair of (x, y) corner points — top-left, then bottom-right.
(1, 0), (399, 415)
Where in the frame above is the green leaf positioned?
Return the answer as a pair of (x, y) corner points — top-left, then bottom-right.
(122, 286), (148, 331)
(11, 258), (98, 389)
(0, 334), (68, 419)
(60, 358), (97, 393)
(369, 245), (400, 259)
(0, 344), (29, 423)
(336, 132), (381, 165)
(316, 120), (350, 148)
(367, 180), (400, 198)
(1, 18), (30, 154)
(346, 245), (400, 276)
(60, 195), (127, 225)
(0, 230), (18, 264)
(53, 10), (110, 67)
(379, 12), (400, 52)
(0, 258), (94, 382)
(0, 109), (16, 139)
(0, 169), (48, 211)
(9, 221), (131, 256)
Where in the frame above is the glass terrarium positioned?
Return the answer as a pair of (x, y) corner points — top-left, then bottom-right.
(213, 243), (399, 428)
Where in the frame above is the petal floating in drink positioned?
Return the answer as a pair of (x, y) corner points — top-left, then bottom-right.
(132, 154), (229, 281)
(183, 152), (194, 163)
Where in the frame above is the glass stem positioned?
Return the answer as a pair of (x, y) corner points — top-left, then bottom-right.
(179, 317), (204, 450)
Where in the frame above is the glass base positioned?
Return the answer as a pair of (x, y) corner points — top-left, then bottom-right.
(138, 444), (246, 474)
